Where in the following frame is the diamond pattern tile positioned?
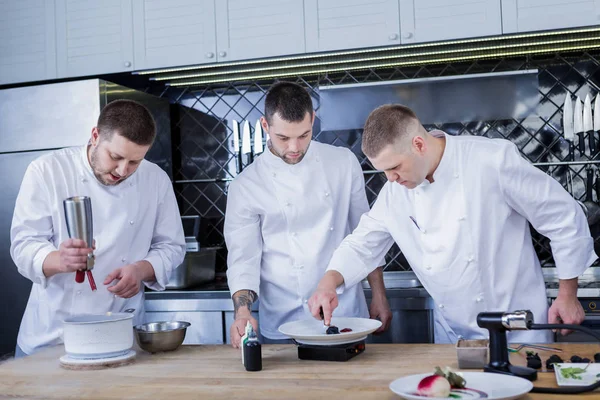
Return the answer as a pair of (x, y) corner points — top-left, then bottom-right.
(138, 51), (600, 272)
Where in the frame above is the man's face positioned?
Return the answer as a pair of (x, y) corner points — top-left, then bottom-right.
(262, 111), (314, 165)
(88, 128), (150, 186)
(369, 137), (429, 189)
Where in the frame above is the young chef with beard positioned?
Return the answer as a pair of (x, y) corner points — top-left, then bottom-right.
(11, 100), (185, 357)
(225, 82), (392, 347)
(308, 104), (596, 344)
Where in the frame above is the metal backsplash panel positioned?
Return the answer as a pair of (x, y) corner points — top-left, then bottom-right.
(138, 51), (600, 272)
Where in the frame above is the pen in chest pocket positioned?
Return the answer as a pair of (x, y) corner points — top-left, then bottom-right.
(409, 216), (422, 232)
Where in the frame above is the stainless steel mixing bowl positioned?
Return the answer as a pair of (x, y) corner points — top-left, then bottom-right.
(133, 321), (191, 353)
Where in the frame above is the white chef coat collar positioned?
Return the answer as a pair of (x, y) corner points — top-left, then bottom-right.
(263, 139), (316, 169)
(80, 142), (95, 178)
(431, 130), (454, 183)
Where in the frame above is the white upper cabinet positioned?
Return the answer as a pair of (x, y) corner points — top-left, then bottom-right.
(55, 0), (134, 78)
(399, 0), (502, 44)
(0, 0), (57, 85)
(304, 0), (401, 52)
(215, 0), (305, 62)
(501, 0), (600, 34)
(133, 0), (216, 71)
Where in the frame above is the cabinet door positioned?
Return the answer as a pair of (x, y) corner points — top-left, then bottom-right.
(215, 0), (305, 62)
(144, 311), (224, 345)
(55, 0), (134, 78)
(399, 0), (502, 44)
(0, 0), (57, 85)
(224, 311), (264, 345)
(133, 0), (217, 70)
(501, 0), (600, 34)
(305, 0), (401, 52)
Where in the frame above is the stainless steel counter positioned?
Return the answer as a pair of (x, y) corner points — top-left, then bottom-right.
(144, 272), (434, 345)
(143, 270), (574, 345)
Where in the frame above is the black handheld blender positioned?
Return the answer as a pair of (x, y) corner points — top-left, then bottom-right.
(477, 310), (600, 394)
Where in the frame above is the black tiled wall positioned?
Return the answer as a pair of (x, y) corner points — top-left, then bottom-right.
(136, 51), (600, 272)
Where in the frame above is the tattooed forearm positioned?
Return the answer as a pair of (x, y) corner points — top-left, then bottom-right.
(233, 290), (257, 318)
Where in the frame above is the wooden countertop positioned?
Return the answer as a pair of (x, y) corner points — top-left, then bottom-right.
(1, 343), (599, 399)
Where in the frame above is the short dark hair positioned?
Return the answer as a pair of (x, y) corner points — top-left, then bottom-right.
(264, 82), (313, 123)
(97, 99), (156, 146)
(362, 104), (420, 158)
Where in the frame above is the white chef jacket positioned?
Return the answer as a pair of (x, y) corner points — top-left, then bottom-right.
(10, 145), (186, 355)
(328, 131), (597, 344)
(225, 141), (371, 339)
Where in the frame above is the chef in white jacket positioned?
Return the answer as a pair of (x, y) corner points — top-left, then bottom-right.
(309, 104), (597, 344)
(225, 82), (391, 347)
(10, 100), (186, 357)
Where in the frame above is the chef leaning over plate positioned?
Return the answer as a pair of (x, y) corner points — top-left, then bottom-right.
(309, 104), (598, 344)
(224, 82), (391, 347)
(10, 100), (186, 357)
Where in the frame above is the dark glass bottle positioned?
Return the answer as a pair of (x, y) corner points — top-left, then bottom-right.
(243, 331), (262, 372)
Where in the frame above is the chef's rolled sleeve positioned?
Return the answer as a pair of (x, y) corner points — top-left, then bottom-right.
(499, 142), (597, 279)
(10, 163), (55, 288)
(224, 180), (263, 297)
(327, 184), (395, 293)
(142, 174), (186, 291)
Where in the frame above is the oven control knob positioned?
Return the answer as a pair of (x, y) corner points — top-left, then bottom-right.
(590, 302), (596, 310)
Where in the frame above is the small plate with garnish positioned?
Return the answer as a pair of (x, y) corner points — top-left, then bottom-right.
(390, 368), (533, 400)
(554, 363), (600, 386)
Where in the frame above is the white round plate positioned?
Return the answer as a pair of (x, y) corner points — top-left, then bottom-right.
(389, 372), (533, 400)
(278, 317), (382, 345)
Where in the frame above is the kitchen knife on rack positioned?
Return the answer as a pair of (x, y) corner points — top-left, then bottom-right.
(574, 96), (585, 157)
(241, 120), (252, 164)
(563, 93), (574, 161)
(232, 119), (242, 174)
(584, 94), (595, 156)
(254, 119), (264, 155)
(594, 94), (600, 158)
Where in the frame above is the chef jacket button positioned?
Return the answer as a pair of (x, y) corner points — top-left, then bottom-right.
(325, 192), (330, 197)
(476, 297), (483, 303)
(76, 291), (82, 295)
(421, 229), (427, 234)
(453, 173), (459, 178)
(329, 226), (334, 231)
(458, 216), (466, 221)
(272, 173), (276, 178)
(129, 220), (134, 225)
(425, 265), (431, 270)
(121, 257), (126, 263)
(291, 232), (297, 236)
(81, 177), (87, 183)
(316, 157), (320, 162)
(439, 304), (445, 309)
(285, 202), (291, 207)
(303, 299), (308, 304)
(467, 255), (474, 262)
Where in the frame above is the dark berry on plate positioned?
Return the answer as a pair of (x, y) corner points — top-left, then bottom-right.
(326, 326), (339, 335)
